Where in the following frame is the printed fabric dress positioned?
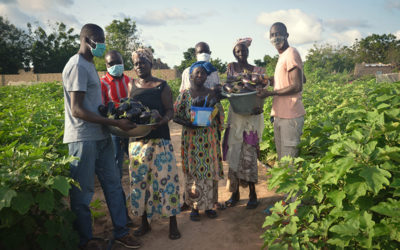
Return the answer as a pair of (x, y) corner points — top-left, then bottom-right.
(129, 81), (180, 218)
(223, 63), (265, 192)
(174, 90), (224, 210)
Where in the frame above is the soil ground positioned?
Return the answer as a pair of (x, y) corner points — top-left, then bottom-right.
(91, 122), (281, 250)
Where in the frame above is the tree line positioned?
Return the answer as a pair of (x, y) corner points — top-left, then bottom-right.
(0, 17), (168, 74)
(1, 15), (399, 76)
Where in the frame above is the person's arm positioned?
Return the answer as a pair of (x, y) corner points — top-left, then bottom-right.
(257, 67), (302, 98)
(179, 68), (189, 92)
(157, 82), (174, 127)
(70, 91), (135, 131)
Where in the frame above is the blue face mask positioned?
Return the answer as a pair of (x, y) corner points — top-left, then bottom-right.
(89, 39), (106, 57)
(107, 64), (124, 77)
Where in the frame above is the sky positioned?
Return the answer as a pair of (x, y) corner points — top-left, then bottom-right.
(1, 0), (400, 68)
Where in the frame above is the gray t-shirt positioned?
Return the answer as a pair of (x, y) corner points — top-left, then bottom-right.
(62, 54), (108, 143)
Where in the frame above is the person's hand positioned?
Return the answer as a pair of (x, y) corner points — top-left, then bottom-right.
(116, 119), (136, 131)
(256, 86), (274, 98)
(251, 107), (264, 115)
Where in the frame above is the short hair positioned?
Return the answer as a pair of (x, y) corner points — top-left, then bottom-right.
(80, 23), (104, 40)
(105, 50), (122, 58)
(270, 22), (288, 34)
(195, 42), (209, 49)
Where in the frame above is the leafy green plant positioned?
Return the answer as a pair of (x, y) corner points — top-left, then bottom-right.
(0, 82), (79, 249)
(261, 78), (400, 249)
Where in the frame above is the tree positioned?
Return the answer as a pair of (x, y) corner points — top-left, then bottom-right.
(0, 17), (31, 74)
(28, 22), (79, 73)
(177, 47), (196, 73)
(304, 44), (355, 75)
(353, 33), (400, 63)
(254, 54), (278, 76)
(104, 18), (140, 70)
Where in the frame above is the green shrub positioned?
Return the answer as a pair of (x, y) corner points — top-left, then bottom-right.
(261, 79), (400, 249)
(0, 82), (78, 249)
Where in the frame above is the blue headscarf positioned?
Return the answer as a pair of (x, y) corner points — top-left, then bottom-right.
(189, 61), (217, 75)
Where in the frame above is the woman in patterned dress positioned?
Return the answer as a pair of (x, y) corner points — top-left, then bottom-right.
(223, 38), (265, 209)
(174, 61), (224, 221)
(128, 47), (181, 240)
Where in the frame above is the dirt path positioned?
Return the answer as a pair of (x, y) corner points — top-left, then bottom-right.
(92, 122), (281, 250)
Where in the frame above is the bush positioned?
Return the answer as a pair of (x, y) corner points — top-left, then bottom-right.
(261, 79), (400, 249)
(0, 83), (78, 249)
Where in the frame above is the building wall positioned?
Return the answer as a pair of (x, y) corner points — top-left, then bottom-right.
(354, 63), (394, 77)
(1, 69), (179, 86)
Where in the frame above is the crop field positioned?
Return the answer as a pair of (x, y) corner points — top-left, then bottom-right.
(0, 77), (399, 249)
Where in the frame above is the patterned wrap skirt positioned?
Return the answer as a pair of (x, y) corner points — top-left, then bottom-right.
(129, 138), (180, 218)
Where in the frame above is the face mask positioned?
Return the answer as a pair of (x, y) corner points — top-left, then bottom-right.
(270, 36), (285, 49)
(107, 64), (124, 77)
(89, 39), (106, 57)
(196, 53), (211, 62)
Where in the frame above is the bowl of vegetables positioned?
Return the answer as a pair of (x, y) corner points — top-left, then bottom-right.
(221, 73), (270, 115)
(98, 98), (161, 138)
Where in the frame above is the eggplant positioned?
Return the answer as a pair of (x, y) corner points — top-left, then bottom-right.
(107, 102), (116, 116)
(126, 108), (141, 123)
(98, 104), (107, 117)
(244, 82), (256, 91)
(150, 110), (162, 123)
(138, 111), (151, 124)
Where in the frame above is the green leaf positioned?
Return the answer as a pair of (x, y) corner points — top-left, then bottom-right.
(359, 166), (391, 194)
(52, 176), (70, 196)
(344, 176), (368, 202)
(327, 190), (346, 209)
(376, 94), (394, 102)
(364, 140), (378, 155)
(370, 199), (400, 217)
(11, 192), (34, 215)
(329, 221), (359, 236)
(0, 187), (17, 210)
(35, 190), (55, 213)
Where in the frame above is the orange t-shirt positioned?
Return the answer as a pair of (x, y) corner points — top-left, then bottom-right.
(271, 47), (305, 119)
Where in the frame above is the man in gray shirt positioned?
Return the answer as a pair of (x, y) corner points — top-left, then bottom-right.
(62, 23), (139, 249)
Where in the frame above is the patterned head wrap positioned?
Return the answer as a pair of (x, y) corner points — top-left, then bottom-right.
(132, 47), (153, 64)
(189, 61), (217, 76)
(233, 37), (252, 49)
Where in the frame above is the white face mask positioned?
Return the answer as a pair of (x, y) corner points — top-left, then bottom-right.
(196, 53), (211, 62)
(270, 36), (285, 50)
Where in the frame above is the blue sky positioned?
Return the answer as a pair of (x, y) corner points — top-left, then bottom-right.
(1, 0), (400, 67)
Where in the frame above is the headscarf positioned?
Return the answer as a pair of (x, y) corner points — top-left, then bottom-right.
(233, 37), (252, 49)
(189, 61), (217, 75)
(132, 47), (153, 63)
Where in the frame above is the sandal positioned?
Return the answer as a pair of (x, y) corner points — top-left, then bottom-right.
(133, 225), (151, 237)
(215, 202), (226, 210)
(246, 200), (259, 209)
(169, 230), (181, 240)
(205, 209), (218, 219)
(190, 209), (200, 222)
(225, 198), (238, 208)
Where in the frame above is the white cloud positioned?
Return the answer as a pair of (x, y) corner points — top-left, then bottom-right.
(324, 19), (369, 32)
(385, 0), (400, 10)
(0, 3), (33, 29)
(395, 30), (400, 39)
(330, 29), (362, 45)
(17, 0), (73, 11)
(136, 7), (206, 26)
(0, 0), (79, 30)
(257, 9), (323, 45)
(153, 40), (179, 51)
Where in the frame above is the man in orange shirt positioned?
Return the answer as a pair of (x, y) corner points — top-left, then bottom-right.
(257, 22), (305, 161)
(100, 50), (131, 179)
